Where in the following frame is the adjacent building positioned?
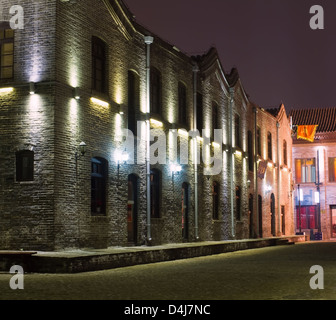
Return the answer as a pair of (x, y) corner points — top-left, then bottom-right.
(0, 0), (294, 251)
(291, 107), (336, 240)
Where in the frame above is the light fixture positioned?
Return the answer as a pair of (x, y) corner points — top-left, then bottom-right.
(29, 82), (36, 95)
(73, 87), (80, 100)
(0, 87), (14, 94)
(75, 141), (87, 161)
(91, 97), (109, 108)
(178, 129), (189, 137)
(171, 164), (182, 175)
(150, 118), (163, 128)
(212, 141), (221, 148)
(114, 149), (129, 164)
(118, 104), (125, 115)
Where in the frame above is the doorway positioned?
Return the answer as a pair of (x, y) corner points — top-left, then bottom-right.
(249, 194), (254, 238)
(258, 195), (263, 238)
(331, 205), (336, 238)
(271, 193), (276, 236)
(182, 183), (189, 241)
(127, 174), (138, 244)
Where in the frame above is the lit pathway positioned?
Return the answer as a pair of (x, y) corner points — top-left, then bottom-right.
(1, 242), (336, 300)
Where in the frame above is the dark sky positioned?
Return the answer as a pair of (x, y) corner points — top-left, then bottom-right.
(124, 0), (336, 111)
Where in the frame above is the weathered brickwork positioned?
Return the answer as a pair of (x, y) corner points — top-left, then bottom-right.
(0, 0), (294, 250)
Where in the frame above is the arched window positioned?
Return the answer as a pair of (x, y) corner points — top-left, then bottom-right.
(235, 114), (240, 148)
(16, 150), (34, 182)
(283, 140), (287, 166)
(212, 182), (219, 220)
(248, 130), (253, 171)
(236, 186), (241, 221)
(267, 132), (272, 161)
(92, 36), (107, 93)
(178, 82), (187, 125)
(150, 67), (162, 115)
(91, 157), (108, 215)
(212, 102), (218, 140)
(128, 70), (140, 135)
(150, 169), (161, 218)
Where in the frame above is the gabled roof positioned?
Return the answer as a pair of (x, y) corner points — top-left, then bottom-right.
(289, 107), (336, 133)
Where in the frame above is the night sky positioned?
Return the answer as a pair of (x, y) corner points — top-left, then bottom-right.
(124, 0), (336, 111)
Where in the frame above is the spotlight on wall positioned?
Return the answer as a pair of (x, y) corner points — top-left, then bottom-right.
(171, 164), (182, 175)
(29, 82), (36, 95)
(114, 149), (129, 164)
(75, 141), (87, 161)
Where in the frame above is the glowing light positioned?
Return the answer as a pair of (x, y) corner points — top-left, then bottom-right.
(91, 97), (109, 108)
(150, 119), (163, 128)
(315, 191), (320, 204)
(196, 136), (203, 143)
(178, 129), (189, 137)
(268, 161), (273, 168)
(171, 164), (182, 173)
(0, 87), (14, 94)
(234, 150), (242, 156)
(212, 142), (221, 148)
(114, 149), (129, 163)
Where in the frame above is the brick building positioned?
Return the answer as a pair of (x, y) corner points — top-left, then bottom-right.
(291, 107), (336, 240)
(0, 0), (294, 251)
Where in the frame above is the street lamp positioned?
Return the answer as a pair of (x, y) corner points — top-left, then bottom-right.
(75, 141), (87, 161)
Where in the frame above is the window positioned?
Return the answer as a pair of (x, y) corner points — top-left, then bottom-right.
(16, 150), (34, 182)
(256, 127), (261, 156)
(295, 158), (316, 183)
(329, 157), (336, 182)
(267, 132), (272, 161)
(91, 157), (108, 215)
(178, 82), (187, 125)
(128, 70), (140, 135)
(150, 169), (160, 218)
(212, 102), (218, 140)
(236, 186), (241, 221)
(283, 140), (288, 166)
(0, 25), (14, 79)
(248, 130), (253, 171)
(212, 182), (219, 220)
(150, 67), (162, 115)
(196, 93), (203, 135)
(92, 36), (107, 93)
(235, 114), (240, 148)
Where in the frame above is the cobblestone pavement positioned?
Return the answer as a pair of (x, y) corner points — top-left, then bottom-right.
(1, 242), (336, 300)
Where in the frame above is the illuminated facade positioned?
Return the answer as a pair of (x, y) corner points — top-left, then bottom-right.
(291, 108), (336, 240)
(0, 0), (294, 250)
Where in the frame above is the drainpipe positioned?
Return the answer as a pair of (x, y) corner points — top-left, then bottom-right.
(277, 121), (281, 235)
(145, 35), (153, 244)
(253, 107), (258, 237)
(192, 63), (199, 240)
(229, 88), (235, 238)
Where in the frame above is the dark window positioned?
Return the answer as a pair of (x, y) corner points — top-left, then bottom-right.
(150, 169), (160, 218)
(91, 157), (108, 215)
(16, 150), (34, 182)
(178, 82), (187, 125)
(256, 127), (261, 157)
(92, 36), (107, 93)
(267, 132), (272, 161)
(236, 186), (241, 221)
(212, 102), (218, 140)
(196, 92), (203, 135)
(283, 140), (288, 166)
(248, 130), (253, 171)
(212, 182), (219, 220)
(235, 114), (240, 148)
(150, 67), (161, 115)
(128, 70), (140, 135)
(0, 25), (14, 79)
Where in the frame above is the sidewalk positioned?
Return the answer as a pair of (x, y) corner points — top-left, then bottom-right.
(0, 235), (305, 273)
